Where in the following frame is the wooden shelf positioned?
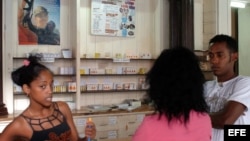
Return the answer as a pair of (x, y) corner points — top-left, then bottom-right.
(14, 92), (76, 95)
(80, 58), (155, 61)
(54, 74), (76, 76)
(13, 57), (75, 60)
(81, 89), (147, 94)
(81, 74), (146, 76)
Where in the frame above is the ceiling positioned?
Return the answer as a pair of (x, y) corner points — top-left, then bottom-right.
(231, 0), (250, 7)
(231, 0), (250, 3)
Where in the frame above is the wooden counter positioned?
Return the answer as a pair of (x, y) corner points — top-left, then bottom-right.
(102, 137), (131, 141)
(72, 104), (154, 117)
(0, 105), (154, 135)
(0, 114), (15, 122)
(0, 105), (154, 120)
(71, 105), (153, 140)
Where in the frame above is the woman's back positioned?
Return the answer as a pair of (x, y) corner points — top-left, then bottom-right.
(132, 110), (211, 141)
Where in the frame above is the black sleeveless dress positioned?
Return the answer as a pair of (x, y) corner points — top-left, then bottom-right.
(21, 102), (71, 141)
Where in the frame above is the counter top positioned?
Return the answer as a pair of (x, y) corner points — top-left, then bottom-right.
(0, 114), (15, 122)
(72, 104), (154, 117)
(0, 105), (154, 121)
(102, 137), (131, 141)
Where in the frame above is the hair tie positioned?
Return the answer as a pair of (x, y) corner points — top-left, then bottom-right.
(23, 59), (30, 66)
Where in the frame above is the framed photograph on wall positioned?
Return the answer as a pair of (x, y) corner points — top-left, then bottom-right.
(91, 0), (136, 37)
(18, 0), (60, 45)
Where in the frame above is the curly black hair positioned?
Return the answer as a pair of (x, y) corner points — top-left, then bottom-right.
(146, 47), (208, 125)
(11, 55), (53, 87)
(209, 34), (238, 53)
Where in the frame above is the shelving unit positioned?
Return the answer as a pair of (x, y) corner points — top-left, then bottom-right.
(81, 89), (147, 94)
(13, 92), (76, 95)
(12, 56), (154, 112)
(76, 57), (154, 108)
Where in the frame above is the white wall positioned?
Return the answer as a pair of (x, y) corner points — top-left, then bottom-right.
(194, 0), (203, 50)
(77, 0), (167, 59)
(238, 6), (250, 75)
(201, 0), (231, 50)
(75, 0), (168, 109)
(217, 0), (231, 35)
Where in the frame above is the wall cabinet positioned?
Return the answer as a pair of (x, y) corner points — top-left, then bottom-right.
(73, 111), (150, 140)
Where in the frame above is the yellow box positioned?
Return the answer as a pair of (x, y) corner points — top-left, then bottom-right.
(80, 69), (85, 75)
(95, 53), (100, 58)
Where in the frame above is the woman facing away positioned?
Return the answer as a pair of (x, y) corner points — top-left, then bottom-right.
(0, 56), (96, 141)
(132, 47), (212, 141)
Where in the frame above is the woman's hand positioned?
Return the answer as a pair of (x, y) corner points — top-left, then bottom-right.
(85, 119), (96, 139)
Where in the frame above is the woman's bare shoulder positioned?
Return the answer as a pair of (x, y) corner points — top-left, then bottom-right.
(0, 115), (32, 140)
(55, 101), (71, 113)
(55, 101), (69, 109)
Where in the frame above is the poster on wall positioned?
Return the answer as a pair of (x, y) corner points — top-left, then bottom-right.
(18, 0), (60, 45)
(91, 0), (136, 37)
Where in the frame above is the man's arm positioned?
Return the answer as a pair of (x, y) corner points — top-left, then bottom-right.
(210, 101), (246, 129)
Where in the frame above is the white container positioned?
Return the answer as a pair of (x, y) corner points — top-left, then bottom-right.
(68, 82), (76, 92)
(115, 83), (123, 90)
(89, 68), (98, 74)
(116, 67), (123, 74)
(98, 84), (103, 90)
(62, 49), (72, 58)
(102, 83), (113, 90)
(87, 84), (98, 91)
(59, 67), (65, 74)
